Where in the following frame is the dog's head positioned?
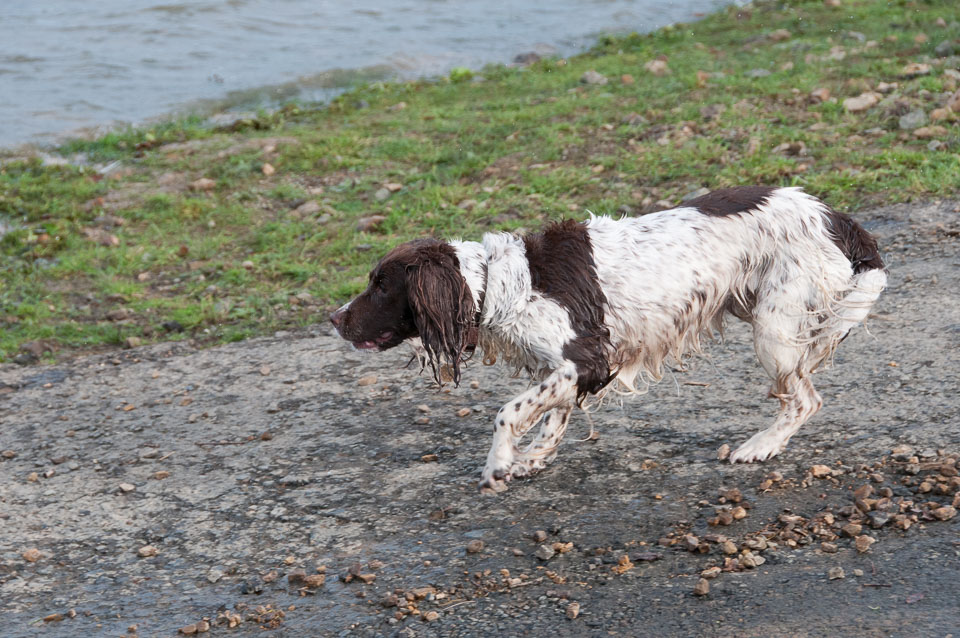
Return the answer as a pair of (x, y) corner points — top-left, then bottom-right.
(330, 239), (476, 384)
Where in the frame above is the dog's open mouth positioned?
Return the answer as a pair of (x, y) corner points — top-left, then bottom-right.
(352, 331), (395, 351)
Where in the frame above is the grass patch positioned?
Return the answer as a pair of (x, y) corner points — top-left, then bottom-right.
(1, 0), (958, 362)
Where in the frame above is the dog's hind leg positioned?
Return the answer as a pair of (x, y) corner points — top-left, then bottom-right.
(730, 292), (824, 463)
(479, 366), (578, 492)
(508, 406), (574, 478)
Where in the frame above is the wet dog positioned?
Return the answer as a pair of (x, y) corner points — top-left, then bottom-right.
(330, 187), (886, 492)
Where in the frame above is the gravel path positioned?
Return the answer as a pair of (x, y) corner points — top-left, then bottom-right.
(2, 198), (959, 638)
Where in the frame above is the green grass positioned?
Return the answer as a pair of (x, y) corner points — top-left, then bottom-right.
(2, 0), (959, 362)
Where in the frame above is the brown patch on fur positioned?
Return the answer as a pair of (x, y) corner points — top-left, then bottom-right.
(684, 186), (777, 217)
(822, 209), (885, 274)
(522, 219), (613, 401)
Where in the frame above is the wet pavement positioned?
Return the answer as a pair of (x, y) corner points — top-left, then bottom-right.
(1, 198), (959, 637)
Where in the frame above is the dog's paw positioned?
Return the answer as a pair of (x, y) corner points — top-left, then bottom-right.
(729, 431), (785, 463)
(478, 465), (511, 494)
(508, 456), (548, 479)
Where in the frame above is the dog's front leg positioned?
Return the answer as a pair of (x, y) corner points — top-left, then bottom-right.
(479, 366), (578, 493)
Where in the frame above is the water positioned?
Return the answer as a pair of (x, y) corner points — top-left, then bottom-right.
(0, 0), (730, 149)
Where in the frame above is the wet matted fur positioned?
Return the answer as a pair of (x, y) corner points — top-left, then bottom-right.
(330, 186), (887, 492)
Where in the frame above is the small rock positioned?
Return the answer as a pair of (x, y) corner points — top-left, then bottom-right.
(357, 215), (387, 232)
(123, 337), (142, 349)
(304, 574), (326, 587)
(821, 542), (838, 553)
(384, 182), (403, 193)
(913, 125), (948, 138)
(701, 566), (722, 579)
(693, 578), (710, 596)
(179, 624), (198, 635)
(466, 540), (484, 554)
(357, 375), (378, 387)
(43, 613), (64, 622)
(853, 569), (864, 577)
(828, 566), (845, 580)
(900, 62), (932, 77)
(935, 40), (959, 57)
(932, 506), (957, 521)
(535, 545), (556, 560)
(189, 178), (216, 192)
(207, 568), (224, 583)
(580, 70), (608, 85)
(456, 407), (471, 417)
(843, 92), (881, 112)
(22, 548), (41, 563)
(721, 540), (738, 555)
(841, 523), (862, 538)
(810, 87), (831, 102)
(768, 29), (791, 42)
(855, 535), (876, 553)
(745, 68), (771, 78)
(566, 602), (581, 619)
(423, 611), (440, 622)
(138, 545), (158, 558)
(119, 482), (136, 493)
(899, 109), (928, 130)
(644, 59), (669, 76)
(811, 465), (832, 478)
(621, 74), (634, 85)
(293, 200), (321, 216)
(261, 163), (276, 176)
(717, 444), (731, 461)
(533, 530), (548, 542)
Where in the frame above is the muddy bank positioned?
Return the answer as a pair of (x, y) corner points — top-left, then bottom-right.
(1, 197), (959, 637)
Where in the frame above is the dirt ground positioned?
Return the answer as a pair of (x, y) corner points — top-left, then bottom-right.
(2, 198), (959, 638)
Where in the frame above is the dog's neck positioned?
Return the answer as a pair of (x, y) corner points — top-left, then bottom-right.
(450, 240), (488, 325)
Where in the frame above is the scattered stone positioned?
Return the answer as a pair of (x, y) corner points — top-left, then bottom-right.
(532, 530), (548, 543)
(621, 74), (634, 85)
(855, 535), (876, 553)
(721, 540), (738, 555)
(179, 624), (199, 635)
(22, 548), (41, 563)
(420, 454), (438, 463)
(644, 59), (669, 76)
(456, 407), (471, 417)
(357, 215), (387, 232)
(304, 574), (326, 587)
(811, 464), (832, 478)
(901, 62), (932, 78)
(357, 375), (378, 386)
(423, 611), (440, 622)
(947, 89), (960, 113)
(810, 87), (831, 102)
(293, 200), (321, 217)
(119, 482), (136, 493)
(43, 613), (64, 622)
(841, 523), (862, 538)
(138, 545), (158, 558)
(745, 68), (771, 78)
(821, 542), (838, 553)
(717, 444), (731, 461)
(693, 578), (710, 596)
(828, 566), (845, 580)
(876, 81), (898, 94)
(123, 337), (142, 349)
(373, 188), (391, 202)
(566, 602), (581, 619)
(580, 70), (608, 85)
(384, 182), (403, 193)
(189, 178), (216, 192)
(768, 29), (791, 42)
(535, 545), (556, 561)
(843, 92), (880, 112)
(683, 534), (701, 552)
(261, 163), (276, 177)
(611, 555), (634, 574)
(932, 506), (957, 521)
(466, 540), (484, 554)
(913, 125), (947, 138)
(701, 566), (722, 579)
(899, 109), (928, 130)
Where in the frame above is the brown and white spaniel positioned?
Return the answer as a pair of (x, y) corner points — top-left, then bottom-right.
(330, 186), (886, 492)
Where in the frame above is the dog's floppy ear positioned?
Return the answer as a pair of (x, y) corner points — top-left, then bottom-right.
(406, 242), (475, 386)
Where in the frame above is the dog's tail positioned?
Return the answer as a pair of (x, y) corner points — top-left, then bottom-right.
(831, 268), (887, 338)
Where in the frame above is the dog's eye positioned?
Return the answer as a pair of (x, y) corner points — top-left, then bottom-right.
(374, 277), (387, 292)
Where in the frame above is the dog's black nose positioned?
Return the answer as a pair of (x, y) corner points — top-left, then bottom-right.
(329, 308), (344, 327)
